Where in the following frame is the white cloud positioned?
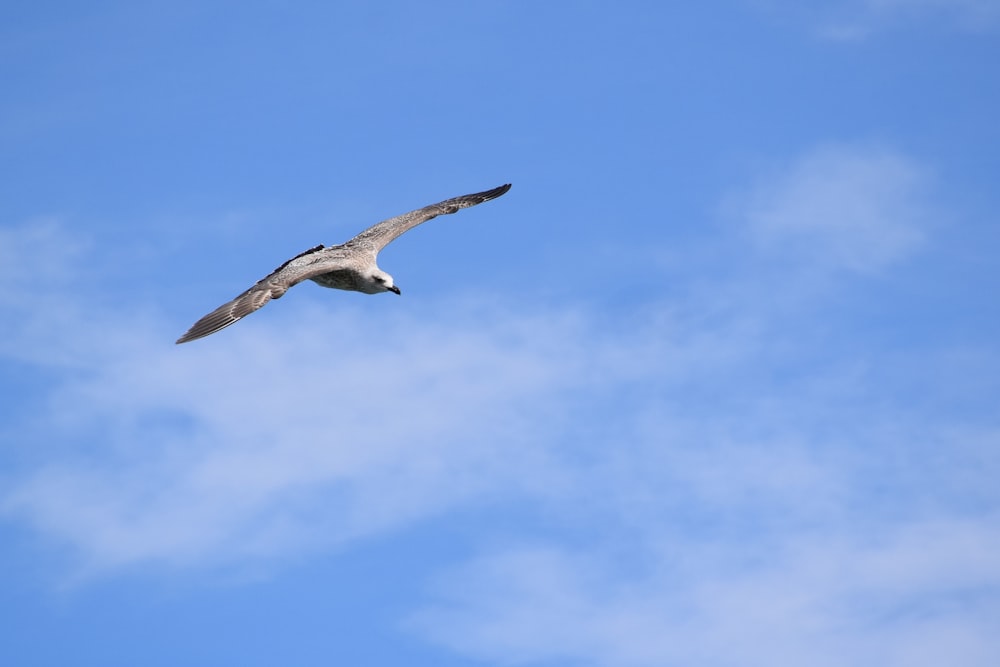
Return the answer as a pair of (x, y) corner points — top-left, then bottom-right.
(1, 296), (600, 573)
(2, 138), (997, 665)
(732, 145), (929, 273)
(0, 206), (807, 576)
(400, 144), (1000, 665)
(405, 364), (1000, 666)
(863, 0), (1000, 29)
(3, 217), (690, 575)
(411, 513), (1000, 666)
(754, 0), (1000, 38)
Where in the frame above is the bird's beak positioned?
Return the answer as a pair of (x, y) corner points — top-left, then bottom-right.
(388, 285), (401, 295)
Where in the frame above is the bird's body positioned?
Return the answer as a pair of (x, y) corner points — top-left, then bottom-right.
(176, 183), (511, 344)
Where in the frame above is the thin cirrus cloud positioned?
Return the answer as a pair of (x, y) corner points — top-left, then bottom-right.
(0, 291), (606, 573)
(758, 0), (1000, 38)
(2, 143), (997, 667)
(862, 0), (1000, 26)
(734, 145), (930, 273)
(0, 213), (665, 575)
(404, 145), (1000, 665)
(410, 517), (1000, 667)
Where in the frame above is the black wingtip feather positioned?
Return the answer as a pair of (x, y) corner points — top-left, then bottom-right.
(480, 183), (512, 201)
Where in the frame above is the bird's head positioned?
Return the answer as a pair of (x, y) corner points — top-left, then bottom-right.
(368, 269), (401, 295)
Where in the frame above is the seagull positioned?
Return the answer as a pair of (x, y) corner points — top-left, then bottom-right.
(176, 183), (511, 344)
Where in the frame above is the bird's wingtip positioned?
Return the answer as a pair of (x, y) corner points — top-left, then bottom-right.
(481, 183), (512, 201)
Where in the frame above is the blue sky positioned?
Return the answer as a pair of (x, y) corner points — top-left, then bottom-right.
(2, 1), (999, 665)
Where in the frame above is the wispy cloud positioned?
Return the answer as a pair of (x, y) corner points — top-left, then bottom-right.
(2, 141), (998, 663)
(2, 215), (685, 575)
(0, 290), (598, 573)
(755, 0), (1000, 39)
(728, 144), (930, 273)
(411, 514), (1000, 666)
(860, 0), (1000, 32)
(403, 144), (1000, 665)
(406, 391), (1000, 664)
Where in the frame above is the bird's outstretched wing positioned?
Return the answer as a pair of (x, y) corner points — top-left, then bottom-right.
(177, 184), (512, 343)
(175, 282), (278, 344)
(176, 244), (348, 344)
(344, 183), (511, 254)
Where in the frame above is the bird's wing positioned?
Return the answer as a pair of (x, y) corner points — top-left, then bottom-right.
(344, 184), (511, 254)
(175, 244), (353, 344)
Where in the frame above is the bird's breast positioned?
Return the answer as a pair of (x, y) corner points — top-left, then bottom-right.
(309, 269), (364, 292)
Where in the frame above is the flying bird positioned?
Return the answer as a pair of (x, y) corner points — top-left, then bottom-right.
(176, 183), (511, 344)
